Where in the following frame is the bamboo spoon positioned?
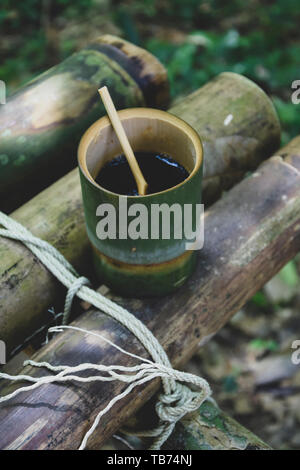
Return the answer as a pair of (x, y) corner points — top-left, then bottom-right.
(98, 86), (148, 196)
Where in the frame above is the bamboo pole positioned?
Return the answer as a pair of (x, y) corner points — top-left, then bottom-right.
(165, 401), (271, 450)
(0, 73), (280, 357)
(0, 35), (169, 212)
(129, 400), (271, 450)
(0, 139), (299, 450)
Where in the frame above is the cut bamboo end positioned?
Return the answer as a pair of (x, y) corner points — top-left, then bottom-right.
(98, 86), (148, 196)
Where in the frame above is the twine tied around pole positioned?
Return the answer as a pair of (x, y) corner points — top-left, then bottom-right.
(0, 211), (212, 450)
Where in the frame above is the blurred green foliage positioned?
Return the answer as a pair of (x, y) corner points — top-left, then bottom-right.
(251, 291), (270, 308)
(136, 0), (300, 144)
(0, 0), (96, 86)
(249, 338), (279, 352)
(279, 260), (300, 287)
(0, 0), (299, 142)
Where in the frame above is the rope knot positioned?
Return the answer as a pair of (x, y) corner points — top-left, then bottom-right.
(156, 383), (207, 424)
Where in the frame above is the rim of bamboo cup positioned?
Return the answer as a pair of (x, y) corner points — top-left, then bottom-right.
(78, 104), (203, 198)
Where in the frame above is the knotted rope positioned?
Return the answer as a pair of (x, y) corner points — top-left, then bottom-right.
(0, 210), (212, 450)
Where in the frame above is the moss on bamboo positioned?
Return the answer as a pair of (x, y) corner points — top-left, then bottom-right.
(164, 401), (271, 450)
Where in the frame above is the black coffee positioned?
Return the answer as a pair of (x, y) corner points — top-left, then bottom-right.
(95, 151), (189, 196)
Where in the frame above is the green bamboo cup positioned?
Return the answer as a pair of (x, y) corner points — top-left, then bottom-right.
(78, 108), (203, 296)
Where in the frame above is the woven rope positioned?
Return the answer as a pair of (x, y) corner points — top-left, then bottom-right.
(0, 210), (212, 450)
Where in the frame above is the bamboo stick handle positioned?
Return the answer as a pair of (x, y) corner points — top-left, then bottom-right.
(98, 86), (148, 196)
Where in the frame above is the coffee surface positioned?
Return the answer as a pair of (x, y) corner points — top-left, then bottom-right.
(95, 151), (189, 195)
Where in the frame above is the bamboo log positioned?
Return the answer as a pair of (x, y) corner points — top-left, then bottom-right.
(171, 73), (280, 205)
(0, 139), (299, 450)
(0, 73), (280, 357)
(0, 35), (169, 212)
(165, 401), (271, 450)
(129, 400), (271, 450)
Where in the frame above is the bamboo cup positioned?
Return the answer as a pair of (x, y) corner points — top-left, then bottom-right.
(78, 108), (203, 296)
